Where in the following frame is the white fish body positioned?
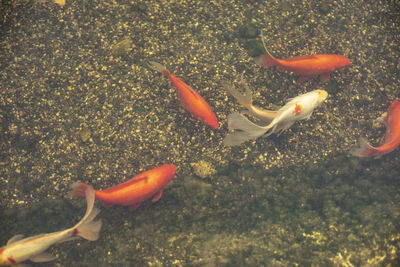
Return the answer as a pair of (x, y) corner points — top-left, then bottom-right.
(224, 89), (328, 146)
(0, 186), (101, 266)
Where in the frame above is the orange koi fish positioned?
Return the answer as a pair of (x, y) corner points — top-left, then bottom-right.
(350, 100), (400, 158)
(71, 164), (177, 211)
(255, 35), (351, 82)
(148, 61), (219, 129)
(0, 186), (101, 266)
(54, 0), (65, 6)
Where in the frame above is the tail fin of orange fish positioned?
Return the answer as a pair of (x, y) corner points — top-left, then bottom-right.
(70, 184), (102, 241)
(70, 182), (91, 197)
(254, 31), (278, 67)
(349, 138), (378, 157)
(148, 61), (167, 73)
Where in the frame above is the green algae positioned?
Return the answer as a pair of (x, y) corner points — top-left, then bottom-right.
(239, 22), (260, 39)
(244, 39), (265, 57)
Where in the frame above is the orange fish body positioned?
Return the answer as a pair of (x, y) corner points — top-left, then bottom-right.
(350, 100), (400, 158)
(256, 38), (350, 82)
(71, 164), (177, 211)
(149, 61), (219, 129)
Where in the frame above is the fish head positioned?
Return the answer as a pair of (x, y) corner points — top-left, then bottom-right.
(157, 164), (177, 186)
(335, 55), (351, 69)
(0, 246), (12, 266)
(315, 90), (328, 104)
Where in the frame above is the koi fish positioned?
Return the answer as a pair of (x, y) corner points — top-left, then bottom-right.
(350, 100), (400, 158)
(255, 34), (350, 82)
(0, 186), (101, 266)
(148, 61), (219, 129)
(53, 0), (65, 6)
(71, 164), (177, 211)
(224, 81), (328, 146)
(223, 74), (277, 123)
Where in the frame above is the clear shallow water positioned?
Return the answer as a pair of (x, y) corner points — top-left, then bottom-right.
(0, 0), (399, 266)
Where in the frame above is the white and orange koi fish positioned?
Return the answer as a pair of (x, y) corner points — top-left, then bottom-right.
(223, 79), (328, 146)
(0, 186), (101, 266)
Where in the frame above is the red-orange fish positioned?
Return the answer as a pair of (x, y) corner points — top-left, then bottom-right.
(148, 61), (219, 129)
(255, 36), (350, 82)
(350, 100), (400, 158)
(71, 164), (177, 211)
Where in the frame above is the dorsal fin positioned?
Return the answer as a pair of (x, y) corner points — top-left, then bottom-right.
(7, 234), (24, 245)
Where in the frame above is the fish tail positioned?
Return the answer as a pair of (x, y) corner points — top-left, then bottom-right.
(70, 182), (91, 197)
(226, 112), (268, 140)
(148, 61), (168, 73)
(224, 75), (253, 109)
(254, 31), (277, 67)
(71, 184), (102, 241)
(349, 138), (378, 157)
(223, 131), (256, 146)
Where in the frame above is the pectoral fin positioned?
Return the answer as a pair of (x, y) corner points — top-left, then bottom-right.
(320, 72), (331, 82)
(152, 190), (163, 202)
(30, 252), (56, 263)
(298, 75), (311, 83)
(129, 203), (141, 211)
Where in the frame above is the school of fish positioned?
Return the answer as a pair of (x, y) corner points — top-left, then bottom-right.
(2, 3), (399, 266)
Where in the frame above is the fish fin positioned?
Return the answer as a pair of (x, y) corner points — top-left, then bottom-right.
(223, 76), (252, 109)
(152, 189), (163, 202)
(30, 252), (57, 263)
(298, 75), (311, 83)
(320, 72), (331, 82)
(7, 234), (24, 245)
(227, 112), (268, 134)
(223, 131), (256, 146)
(129, 203), (141, 211)
(254, 31), (277, 67)
(148, 61), (167, 73)
(70, 182), (91, 198)
(77, 220), (102, 241)
(71, 186), (102, 241)
(255, 54), (277, 68)
(305, 111), (314, 120)
(349, 138), (377, 157)
(275, 121), (295, 136)
(75, 218), (102, 241)
(375, 111), (388, 126)
(224, 112), (270, 144)
(277, 66), (287, 72)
